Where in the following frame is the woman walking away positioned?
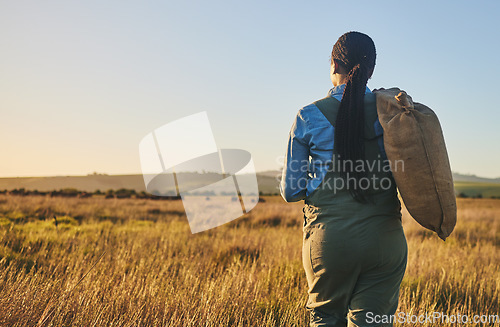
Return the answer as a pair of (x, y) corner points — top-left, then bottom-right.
(280, 31), (407, 327)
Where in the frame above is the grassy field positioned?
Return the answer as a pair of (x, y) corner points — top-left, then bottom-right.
(0, 194), (498, 326)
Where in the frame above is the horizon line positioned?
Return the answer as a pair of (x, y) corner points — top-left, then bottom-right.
(0, 171), (499, 180)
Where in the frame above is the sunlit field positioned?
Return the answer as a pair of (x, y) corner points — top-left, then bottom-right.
(0, 194), (498, 326)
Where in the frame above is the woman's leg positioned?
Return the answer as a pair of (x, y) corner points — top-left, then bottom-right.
(303, 222), (361, 327)
(347, 227), (408, 327)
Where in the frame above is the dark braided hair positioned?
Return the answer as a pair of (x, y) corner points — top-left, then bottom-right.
(331, 31), (376, 203)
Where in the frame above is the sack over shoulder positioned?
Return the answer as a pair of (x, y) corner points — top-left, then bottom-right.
(374, 87), (457, 240)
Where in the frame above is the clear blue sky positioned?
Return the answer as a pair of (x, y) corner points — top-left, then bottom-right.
(1, 1), (499, 178)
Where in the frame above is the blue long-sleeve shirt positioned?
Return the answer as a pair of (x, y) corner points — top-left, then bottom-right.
(280, 84), (384, 202)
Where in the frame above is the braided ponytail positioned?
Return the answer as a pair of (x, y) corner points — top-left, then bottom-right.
(331, 32), (376, 203)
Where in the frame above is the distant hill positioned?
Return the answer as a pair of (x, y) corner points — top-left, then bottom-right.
(452, 172), (500, 184)
(0, 171), (499, 197)
(0, 172), (282, 195)
(256, 171), (281, 194)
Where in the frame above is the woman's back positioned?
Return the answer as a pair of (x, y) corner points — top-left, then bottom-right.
(281, 89), (401, 220)
(305, 92), (401, 219)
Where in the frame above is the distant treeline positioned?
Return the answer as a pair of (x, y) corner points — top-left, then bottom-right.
(4, 188), (496, 199)
(456, 192), (500, 199)
(0, 188), (181, 200)
(0, 188), (279, 199)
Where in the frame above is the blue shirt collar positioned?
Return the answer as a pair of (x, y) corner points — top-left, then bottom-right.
(327, 84), (372, 101)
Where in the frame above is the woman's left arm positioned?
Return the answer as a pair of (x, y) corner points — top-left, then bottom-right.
(280, 109), (310, 202)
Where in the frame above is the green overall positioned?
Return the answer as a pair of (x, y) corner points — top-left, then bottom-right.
(302, 93), (408, 327)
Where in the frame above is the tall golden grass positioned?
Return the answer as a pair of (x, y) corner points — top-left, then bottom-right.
(0, 194), (498, 326)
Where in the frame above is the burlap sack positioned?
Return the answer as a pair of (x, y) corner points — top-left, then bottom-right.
(374, 88), (457, 240)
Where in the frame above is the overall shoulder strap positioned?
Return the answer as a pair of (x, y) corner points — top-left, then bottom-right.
(314, 94), (379, 138)
(313, 96), (340, 127)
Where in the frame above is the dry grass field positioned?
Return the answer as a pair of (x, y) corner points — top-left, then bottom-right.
(0, 194), (498, 326)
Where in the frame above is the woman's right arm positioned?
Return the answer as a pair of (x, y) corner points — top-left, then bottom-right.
(280, 109), (310, 202)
